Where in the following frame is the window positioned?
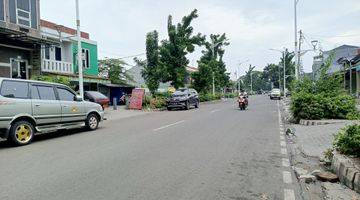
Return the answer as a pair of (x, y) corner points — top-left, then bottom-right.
(30, 85), (40, 99)
(82, 49), (90, 69)
(16, 0), (31, 27)
(55, 47), (62, 61)
(0, 81), (28, 99)
(37, 85), (56, 100)
(44, 47), (50, 60)
(0, 0), (4, 21)
(57, 87), (75, 101)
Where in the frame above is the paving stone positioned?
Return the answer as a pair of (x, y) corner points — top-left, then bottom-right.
(354, 173), (360, 193)
(316, 171), (339, 182)
(345, 168), (358, 189)
(293, 166), (308, 178)
(299, 174), (316, 183)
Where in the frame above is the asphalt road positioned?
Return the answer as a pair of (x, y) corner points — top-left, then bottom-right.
(0, 95), (297, 200)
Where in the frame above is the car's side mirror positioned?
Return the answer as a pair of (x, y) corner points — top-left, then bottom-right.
(75, 95), (83, 102)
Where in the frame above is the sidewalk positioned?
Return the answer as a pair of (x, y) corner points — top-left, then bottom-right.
(293, 122), (353, 158)
(104, 106), (150, 122)
(281, 100), (360, 199)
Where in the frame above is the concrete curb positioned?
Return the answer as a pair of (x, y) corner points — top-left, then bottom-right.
(331, 151), (360, 193)
(299, 119), (353, 126)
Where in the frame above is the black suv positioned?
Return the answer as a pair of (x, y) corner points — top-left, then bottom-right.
(167, 88), (199, 110)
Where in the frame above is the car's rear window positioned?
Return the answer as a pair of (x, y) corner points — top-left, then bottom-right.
(86, 91), (107, 99)
(0, 80), (29, 99)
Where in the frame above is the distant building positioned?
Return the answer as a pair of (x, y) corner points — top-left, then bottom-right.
(312, 44), (360, 96)
(312, 45), (359, 78)
(127, 65), (198, 91)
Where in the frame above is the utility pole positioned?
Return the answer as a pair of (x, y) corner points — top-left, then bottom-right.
(297, 30), (303, 77)
(294, 0), (299, 80)
(283, 51), (286, 94)
(76, 0), (84, 98)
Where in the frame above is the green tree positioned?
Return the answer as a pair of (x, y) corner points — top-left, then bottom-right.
(140, 31), (161, 95)
(99, 58), (133, 85)
(279, 49), (296, 91)
(262, 63), (280, 88)
(192, 33), (230, 93)
(159, 9), (205, 89)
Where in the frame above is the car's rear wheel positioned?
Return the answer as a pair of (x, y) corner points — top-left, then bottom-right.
(167, 107), (172, 111)
(9, 120), (35, 146)
(86, 113), (99, 131)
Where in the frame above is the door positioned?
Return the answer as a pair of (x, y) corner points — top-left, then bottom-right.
(11, 59), (27, 79)
(30, 84), (62, 125)
(56, 87), (86, 123)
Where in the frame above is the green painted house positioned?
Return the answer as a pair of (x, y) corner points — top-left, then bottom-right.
(40, 19), (110, 90)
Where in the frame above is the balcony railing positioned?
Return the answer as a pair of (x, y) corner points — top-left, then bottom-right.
(41, 59), (73, 74)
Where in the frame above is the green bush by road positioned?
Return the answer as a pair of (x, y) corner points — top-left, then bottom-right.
(291, 92), (358, 121)
(333, 124), (360, 157)
(290, 54), (359, 122)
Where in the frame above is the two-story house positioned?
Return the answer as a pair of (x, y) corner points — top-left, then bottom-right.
(0, 0), (54, 79)
(40, 20), (110, 91)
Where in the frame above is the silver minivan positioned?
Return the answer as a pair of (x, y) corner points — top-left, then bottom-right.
(0, 78), (105, 146)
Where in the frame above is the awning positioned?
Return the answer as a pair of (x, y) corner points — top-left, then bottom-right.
(0, 27), (59, 46)
(99, 83), (135, 88)
(43, 72), (111, 84)
(70, 77), (111, 84)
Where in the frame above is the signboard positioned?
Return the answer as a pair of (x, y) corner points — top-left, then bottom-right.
(129, 88), (145, 110)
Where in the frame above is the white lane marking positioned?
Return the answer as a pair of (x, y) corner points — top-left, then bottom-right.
(153, 120), (185, 131)
(280, 135), (285, 140)
(281, 148), (288, 155)
(210, 109), (220, 114)
(284, 189), (296, 200)
(280, 141), (287, 147)
(283, 171), (293, 184)
(282, 158), (290, 167)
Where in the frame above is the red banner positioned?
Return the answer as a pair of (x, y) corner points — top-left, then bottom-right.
(129, 88), (145, 110)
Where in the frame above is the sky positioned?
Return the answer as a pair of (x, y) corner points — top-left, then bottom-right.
(40, 0), (360, 79)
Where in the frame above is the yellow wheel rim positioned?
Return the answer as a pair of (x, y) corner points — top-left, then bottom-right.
(15, 124), (32, 143)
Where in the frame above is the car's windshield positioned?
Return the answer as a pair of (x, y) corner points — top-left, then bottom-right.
(172, 89), (188, 97)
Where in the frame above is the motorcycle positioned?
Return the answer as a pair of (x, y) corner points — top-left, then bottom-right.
(238, 96), (248, 110)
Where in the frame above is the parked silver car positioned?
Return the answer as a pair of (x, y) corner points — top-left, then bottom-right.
(0, 78), (105, 146)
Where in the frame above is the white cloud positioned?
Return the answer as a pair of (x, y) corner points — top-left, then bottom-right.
(40, 0), (360, 78)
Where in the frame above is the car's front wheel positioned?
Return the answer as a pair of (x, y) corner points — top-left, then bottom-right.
(195, 100), (199, 108)
(86, 113), (99, 131)
(9, 120), (35, 146)
(185, 101), (190, 110)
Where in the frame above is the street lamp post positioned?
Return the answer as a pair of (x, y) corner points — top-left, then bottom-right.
(270, 48), (287, 94)
(76, 0), (84, 98)
(238, 59), (249, 93)
(294, 0), (299, 80)
(210, 38), (229, 95)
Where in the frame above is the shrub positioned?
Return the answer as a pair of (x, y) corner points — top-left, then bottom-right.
(291, 92), (357, 121)
(333, 124), (360, 157)
(224, 93), (237, 98)
(199, 93), (221, 102)
(143, 95), (167, 109)
(32, 75), (71, 87)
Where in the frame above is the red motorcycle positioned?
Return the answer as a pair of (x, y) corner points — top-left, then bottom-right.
(238, 96), (248, 110)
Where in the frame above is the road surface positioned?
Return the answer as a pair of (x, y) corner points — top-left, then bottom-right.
(0, 95), (298, 200)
